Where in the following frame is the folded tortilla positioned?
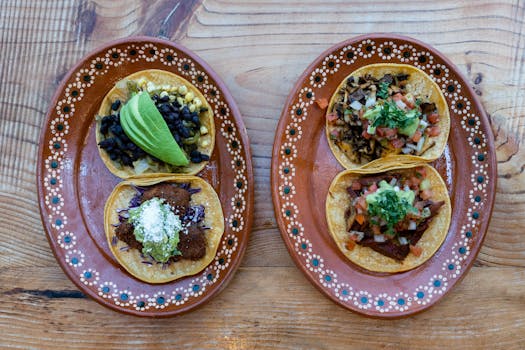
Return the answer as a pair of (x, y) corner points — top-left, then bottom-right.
(325, 162), (451, 273)
(104, 175), (224, 283)
(96, 69), (215, 179)
(326, 63), (450, 170)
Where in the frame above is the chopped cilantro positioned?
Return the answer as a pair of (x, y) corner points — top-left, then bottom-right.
(372, 101), (420, 130)
(377, 81), (390, 99)
(366, 187), (418, 235)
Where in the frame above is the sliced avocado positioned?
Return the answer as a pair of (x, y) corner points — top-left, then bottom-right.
(398, 116), (420, 137)
(120, 92), (189, 166)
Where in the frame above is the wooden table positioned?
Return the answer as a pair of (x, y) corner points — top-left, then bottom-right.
(1, 1), (524, 348)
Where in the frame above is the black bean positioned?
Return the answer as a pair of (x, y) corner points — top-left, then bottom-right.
(173, 133), (182, 145)
(98, 138), (116, 149)
(127, 142), (137, 151)
(152, 94), (159, 101)
(109, 152), (119, 161)
(180, 127), (190, 138)
(191, 115), (200, 126)
(159, 95), (169, 103)
(200, 154), (210, 161)
(191, 155), (202, 163)
(190, 149), (200, 158)
(121, 154), (132, 166)
(158, 104), (171, 115)
(181, 106), (190, 116)
(111, 100), (121, 111)
(183, 113), (192, 121)
(172, 100), (180, 108)
(110, 124), (123, 136)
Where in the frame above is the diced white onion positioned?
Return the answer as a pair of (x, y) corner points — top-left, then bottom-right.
(416, 136), (426, 153)
(398, 236), (409, 245)
(389, 178), (397, 186)
(374, 234), (386, 243)
(365, 96), (376, 108)
(133, 159), (150, 174)
(395, 99), (407, 109)
(401, 147), (412, 154)
(379, 219), (387, 226)
(350, 100), (363, 110)
(419, 120), (429, 129)
(406, 143), (419, 151)
(404, 185), (410, 192)
(394, 186), (400, 192)
(408, 221), (417, 231)
(350, 230), (365, 242)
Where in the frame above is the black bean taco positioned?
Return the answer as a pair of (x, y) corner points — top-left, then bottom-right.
(326, 63), (450, 170)
(104, 175), (224, 283)
(96, 69), (215, 179)
(325, 162), (451, 273)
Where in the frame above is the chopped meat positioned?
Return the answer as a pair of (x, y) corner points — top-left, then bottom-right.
(141, 183), (190, 208)
(396, 73), (409, 82)
(359, 238), (410, 261)
(178, 225), (206, 260)
(420, 102), (436, 115)
(379, 74), (394, 85)
(349, 88), (366, 103)
(427, 200), (445, 216)
(115, 222), (143, 250)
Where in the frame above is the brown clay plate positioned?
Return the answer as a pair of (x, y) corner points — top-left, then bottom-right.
(37, 37), (253, 316)
(271, 34), (496, 317)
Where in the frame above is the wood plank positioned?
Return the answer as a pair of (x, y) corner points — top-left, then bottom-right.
(0, 266), (524, 349)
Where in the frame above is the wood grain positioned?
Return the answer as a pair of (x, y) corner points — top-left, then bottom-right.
(1, 0), (524, 348)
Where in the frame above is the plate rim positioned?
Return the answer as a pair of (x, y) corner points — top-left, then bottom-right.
(271, 33), (497, 318)
(37, 35), (254, 317)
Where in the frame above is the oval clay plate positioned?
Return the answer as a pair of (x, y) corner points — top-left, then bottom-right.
(271, 34), (496, 317)
(37, 37), (253, 316)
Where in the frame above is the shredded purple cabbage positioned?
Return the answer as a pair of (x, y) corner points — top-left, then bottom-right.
(111, 236), (118, 246)
(141, 261), (153, 265)
(188, 187), (201, 195)
(119, 246), (130, 251)
(183, 205), (205, 223)
(179, 183), (190, 190)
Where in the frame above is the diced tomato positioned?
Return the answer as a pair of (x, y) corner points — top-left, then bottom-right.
(362, 130), (372, 139)
(349, 233), (359, 242)
(351, 181), (362, 191)
(316, 98), (329, 109)
(428, 112), (440, 124)
(346, 239), (356, 251)
(369, 182), (378, 192)
(372, 225), (381, 235)
(411, 130), (422, 142)
(390, 138), (405, 149)
(410, 176), (421, 187)
(420, 189), (433, 200)
(355, 213), (365, 225)
(376, 127), (386, 137)
(401, 95), (415, 109)
(415, 167), (427, 178)
(392, 93), (403, 101)
(356, 196), (367, 211)
(329, 129), (340, 139)
(384, 128), (398, 139)
(410, 245), (423, 257)
(426, 126), (441, 137)
(326, 112), (338, 122)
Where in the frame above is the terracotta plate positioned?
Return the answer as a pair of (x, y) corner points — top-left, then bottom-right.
(271, 34), (496, 317)
(37, 37), (253, 316)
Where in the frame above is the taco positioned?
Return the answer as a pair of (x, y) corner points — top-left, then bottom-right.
(326, 63), (450, 170)
(325, 162), (451, 273)
(96, 69), (215, 179)
(104, 175), (224, 283)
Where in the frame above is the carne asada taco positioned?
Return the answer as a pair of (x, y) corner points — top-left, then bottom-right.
(96, 69), (215, 179)
(104, 176), (224, 283)
(326, 64), (450, 169)
(326, 162), (451, 273)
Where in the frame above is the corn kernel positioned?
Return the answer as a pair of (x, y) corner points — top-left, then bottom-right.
(177, 97), (184, 106)
(200, 125), (208, 135)
(189, 104), (196, 113)
(178, 85), (188, 95)
(200, 139), (210, 147)
(159, 91), (169, 98)
(185, 91), (194, 102)
(193, 98), (202, 108)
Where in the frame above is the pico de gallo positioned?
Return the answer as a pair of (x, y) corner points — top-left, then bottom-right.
(327, 73), (442, 164)
(344, 167), (444, 261)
